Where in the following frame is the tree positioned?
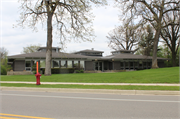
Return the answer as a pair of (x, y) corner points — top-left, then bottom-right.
(115, 0), (180, 68)
(18, 0), (107, 76)
(138, 25), (154, 56)
(157, 44), (179, 67)
(160, 11), (180, 66)
(21, 44), (41, 54)
(106, 22), (140, 51)
(0, 47), (11, 75)
(0, 47), (8, 60)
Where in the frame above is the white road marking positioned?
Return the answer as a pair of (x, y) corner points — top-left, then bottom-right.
(1, 93), (180, 103)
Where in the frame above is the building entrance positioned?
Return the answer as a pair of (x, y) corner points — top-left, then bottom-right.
(95, 62), (103, 71)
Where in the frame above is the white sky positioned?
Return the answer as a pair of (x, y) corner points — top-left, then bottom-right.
(0, 0), (121, 56)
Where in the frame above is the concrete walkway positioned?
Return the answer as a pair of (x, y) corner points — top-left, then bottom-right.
(1, 81), (180, 86)
(1, 87), (180, 96)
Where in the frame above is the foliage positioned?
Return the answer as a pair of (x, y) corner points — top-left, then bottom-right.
(0, 47), (8, 59)
(75, 70), (84, 73)
(106, 22), (140, 51)
(157, 45), (179, 67)
(115, 0), (180, 68)
(17, 0), (107, 76)
(1, 65), (7, 75)
(138, 25), (154, 56)
(51, 68), (75, 74)
(1, 57), (12, 75)
(160, 10), (180, 66)
(21, 44), (41, 54)
(32, 64), (41, 74)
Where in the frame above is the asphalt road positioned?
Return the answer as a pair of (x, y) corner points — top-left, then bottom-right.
(0, 90), (180, 119)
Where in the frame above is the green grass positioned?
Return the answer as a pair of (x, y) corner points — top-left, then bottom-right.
(1, 67), (179, 83)
(1, 83), (179, 91)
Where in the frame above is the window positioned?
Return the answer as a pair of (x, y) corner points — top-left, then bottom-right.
(130, 62), (134, 67)
(53, 60), (59, 68)
(139, 61), (142, 67)
(32, 60), (38, 65)
(134, 62), (138, 66)
(40, 60), (45, 68)
(125, 62), (129, 67)
(67, 61), (73, 68)
(25, 60), (31, 71)
(80, 61), (84, 68)
(60, 60), (66, 68)
(143, 62), (147, 67)
(25, 61), (31, 67)
(148, 62), (151, 67)
(74, 61), (79, 68)
(120, 62), (124, 67)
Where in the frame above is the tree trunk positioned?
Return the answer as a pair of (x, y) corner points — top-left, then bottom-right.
(171, 30), (176, 67)
(171, 50), (176, 67)
(45, 12), (53, 76)
(151, 28), (161, 69)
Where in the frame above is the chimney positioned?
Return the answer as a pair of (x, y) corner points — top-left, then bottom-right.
(56, 47), (58, 53)
(92, 48), (94, 50)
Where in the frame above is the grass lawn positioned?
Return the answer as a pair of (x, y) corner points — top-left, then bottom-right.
(1, 67), (179, 83)
(1, 83), (179, 91)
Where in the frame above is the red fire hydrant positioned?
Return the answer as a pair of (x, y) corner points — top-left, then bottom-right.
(35, 62), (41, 85)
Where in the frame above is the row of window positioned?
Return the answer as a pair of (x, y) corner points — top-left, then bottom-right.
(120, 62), (151, 67)
(25, 60), (85, 69)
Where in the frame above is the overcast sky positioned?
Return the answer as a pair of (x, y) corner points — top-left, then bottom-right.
(0, 0), (121, 56)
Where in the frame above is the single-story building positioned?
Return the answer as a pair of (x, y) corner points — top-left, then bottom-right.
(7, 47), (168, 73)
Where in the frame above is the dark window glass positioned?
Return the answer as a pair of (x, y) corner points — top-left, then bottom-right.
(26, 61), (31, 67)
(53, 60), (59, 68)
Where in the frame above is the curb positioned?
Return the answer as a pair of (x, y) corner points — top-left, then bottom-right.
(1, 81), (180, 86)
(1, 87), (180, 96)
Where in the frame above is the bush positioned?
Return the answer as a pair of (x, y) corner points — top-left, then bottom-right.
(43, 68), (75, 74)
(1, 65), (7, 75)
(80, 70), (84, 73)
(75, 69), (84, 73)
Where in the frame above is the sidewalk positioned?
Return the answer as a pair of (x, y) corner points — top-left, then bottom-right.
(1, 81), (180, 86)
(1, 87), (180, 96)
(1, 81), (180, 95)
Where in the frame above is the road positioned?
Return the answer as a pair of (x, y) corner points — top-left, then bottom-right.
(0, 90), (179, 119)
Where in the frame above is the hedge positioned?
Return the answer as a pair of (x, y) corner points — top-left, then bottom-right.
(41, 68), (75, 74)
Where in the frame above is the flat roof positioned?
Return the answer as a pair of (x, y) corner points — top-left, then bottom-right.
(111, 50), (134, 53)
(74, 49), (104, 53)
(8, 52), (88, 59)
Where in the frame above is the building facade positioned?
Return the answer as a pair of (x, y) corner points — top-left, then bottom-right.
(7, 47), (167, 73)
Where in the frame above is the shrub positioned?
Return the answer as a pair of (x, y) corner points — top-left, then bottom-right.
(80, 70), (84, 73)
(75, 69), (84, 73)
(1, 65), (7, 75)
(44, 68), (75, 74)
(1, 57), (12, 75)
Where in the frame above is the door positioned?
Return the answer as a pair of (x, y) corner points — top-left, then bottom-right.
(95, 62), (103, 71)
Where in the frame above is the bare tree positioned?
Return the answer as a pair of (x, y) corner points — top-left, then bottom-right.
(115, 0), (180, 68)
(0, 47), (8, 60)
(22, 44), (41, 54)
(106, 22), (140, 51)
(18, 0), (107, 76)
(161, 11), (180, 66)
